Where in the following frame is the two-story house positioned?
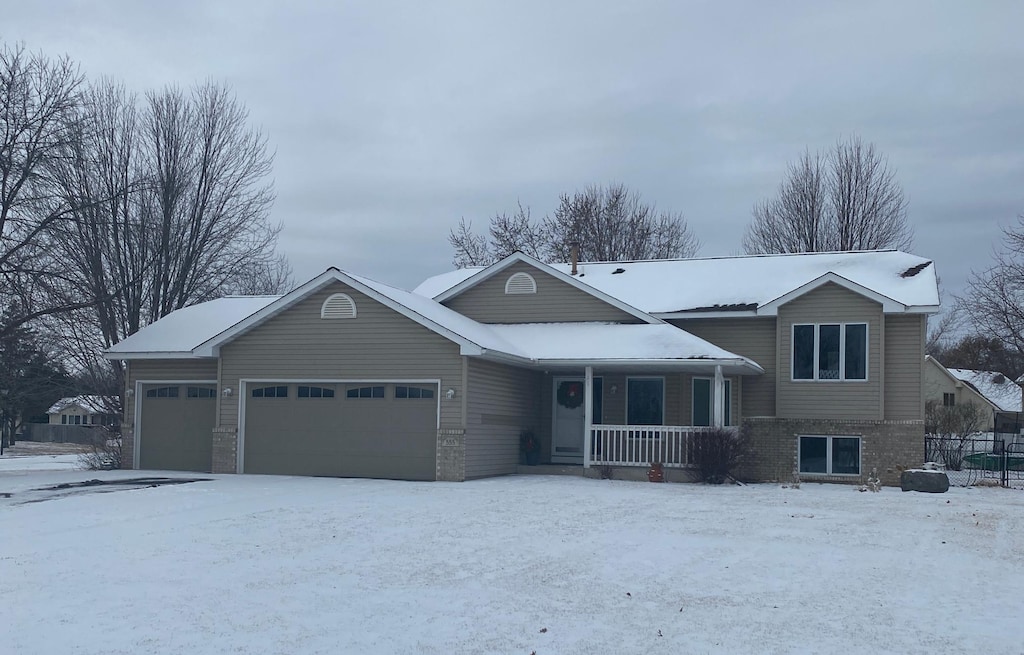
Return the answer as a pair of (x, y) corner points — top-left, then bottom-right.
(106, 249), (938, 485)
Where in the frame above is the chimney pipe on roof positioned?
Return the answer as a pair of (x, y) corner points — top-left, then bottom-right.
(571, 244), (578, 275)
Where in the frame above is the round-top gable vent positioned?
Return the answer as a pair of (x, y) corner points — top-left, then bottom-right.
(321, 292), (357, 319)
(504, 272), (537, 295)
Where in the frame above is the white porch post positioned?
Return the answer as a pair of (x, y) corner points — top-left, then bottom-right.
(713, 365), (725, 428)
(584, 366), (593, 468)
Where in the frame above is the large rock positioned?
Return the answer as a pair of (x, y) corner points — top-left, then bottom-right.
(900, 469), (950, 493)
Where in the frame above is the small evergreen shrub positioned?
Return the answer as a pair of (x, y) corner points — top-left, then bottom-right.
(690, 426), (750, 484)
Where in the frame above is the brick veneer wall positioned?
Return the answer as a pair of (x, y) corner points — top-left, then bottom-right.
(741, 417), (924, 486)
(436, 428), (465, 481)
(120, 426), (135, 469)
(211, 427), (237, 473)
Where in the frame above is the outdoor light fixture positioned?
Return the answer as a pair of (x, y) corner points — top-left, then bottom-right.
(445, 388), (456, 400)
(125, 388), (134, 398)
(222, 388), (233, 397)
(610, 384), (618, 395)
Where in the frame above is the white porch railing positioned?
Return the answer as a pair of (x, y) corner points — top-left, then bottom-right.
(589, 424), (720, 468)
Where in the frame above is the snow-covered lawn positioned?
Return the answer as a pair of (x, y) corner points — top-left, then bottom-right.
(3, 459), (1023, 655)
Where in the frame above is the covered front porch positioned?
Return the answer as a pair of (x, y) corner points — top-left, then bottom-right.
(538, 362), (758, 471)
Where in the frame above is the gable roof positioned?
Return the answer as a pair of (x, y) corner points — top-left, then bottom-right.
(416, 250), (940, 317)
(105, 268), (760, 372)
(946, 367), (1023, 413)
(428, 252), (662, 324)
(47, 396), (118, 415)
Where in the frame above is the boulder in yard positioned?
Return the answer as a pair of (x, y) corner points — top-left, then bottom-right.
(900, 469), (950, 493)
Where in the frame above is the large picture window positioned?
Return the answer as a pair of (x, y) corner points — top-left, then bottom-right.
(792, 323), (868, 381)
(627, 378), (664, 426)
(799, 435), (861, 475)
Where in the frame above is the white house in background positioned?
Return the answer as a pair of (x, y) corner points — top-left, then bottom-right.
(47, 396), (120, 427)
(923, 356), (1024, 430)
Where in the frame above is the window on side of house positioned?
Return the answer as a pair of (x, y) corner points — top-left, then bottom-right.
(942, 392), (955, 407)
(799, 435), (861, 475)
(346, 385), (385, 399)
(394, 385), (434, 399)
(692, 378), (732, 427)
(792, 323), (868, 381)
(251, 385), (288, 398)
(61, 415), (67, 425)
(627, 377), (664, 426)
(298, 385), (335, 398)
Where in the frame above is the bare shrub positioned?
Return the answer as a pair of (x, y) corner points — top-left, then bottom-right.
(690, 427), (751, 484)
(78, 427), (121, 470)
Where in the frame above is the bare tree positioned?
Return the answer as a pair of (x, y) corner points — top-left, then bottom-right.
(0, 42), (88, 337)
(743, 136), (913, 254)
(449, 183), (700, 266)
(958, 215), (1024, 370)
(925, 400), (987, 470)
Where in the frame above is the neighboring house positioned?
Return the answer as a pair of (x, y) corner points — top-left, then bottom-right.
(47, 396), (120, 427)
(105, 249), (939, 485)
(923, 356), (1023, 431)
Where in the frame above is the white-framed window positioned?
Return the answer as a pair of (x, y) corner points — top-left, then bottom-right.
(692, 378), (732, 427)
(504, 272), (537, 295)
(321, 293), (357, 319)
(61, 415), (67, 425)
(792, 323), (867, 381)
(798, 435), (861, 475)
(627, 377), (664, 426)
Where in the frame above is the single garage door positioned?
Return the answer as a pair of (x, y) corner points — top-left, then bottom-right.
(139, 383), (217, 472)
(243, 382), (438, 480)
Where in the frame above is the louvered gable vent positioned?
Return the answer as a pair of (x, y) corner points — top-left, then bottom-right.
(320, 293), (357, 319)
(504, 272), (537, 295)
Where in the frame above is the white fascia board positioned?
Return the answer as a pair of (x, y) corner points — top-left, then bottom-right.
(433, 252), (663, 325)
(534, 358), (765, 374)
(192, 268), (486, 357)
(904, 305), (941, 314)
(103, 351), (209, 360)
(756, 272), (905, 315)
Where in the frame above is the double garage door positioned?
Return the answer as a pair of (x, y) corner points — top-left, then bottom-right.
(243, 382), (439, 480)
(138, 381), (438, 480)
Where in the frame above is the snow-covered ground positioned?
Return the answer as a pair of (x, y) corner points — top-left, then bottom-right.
(3, 457), (1023, 655)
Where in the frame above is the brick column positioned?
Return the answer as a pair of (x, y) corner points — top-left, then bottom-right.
(436, 428), (465, 481)
(211, 427), (238, 474)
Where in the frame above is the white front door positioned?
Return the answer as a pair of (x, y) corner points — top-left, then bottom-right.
(551, 377), (604, 464)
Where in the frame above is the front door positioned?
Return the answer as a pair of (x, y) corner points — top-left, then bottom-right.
(551, 377), (601, 464)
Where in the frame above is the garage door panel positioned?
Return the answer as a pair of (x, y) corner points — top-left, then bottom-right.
(139, 384), (216, 472)
(243, 382), (437, 480)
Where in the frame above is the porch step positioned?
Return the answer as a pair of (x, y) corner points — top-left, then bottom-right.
(516, 464), (586, 476)
(516, 463), (701, 483)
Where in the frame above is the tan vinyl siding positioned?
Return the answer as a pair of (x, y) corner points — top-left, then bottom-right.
(442, 261), (641, 323)
(670, 318), (776, 417)
(464, 359), (542, 478)
(125, 359), (219, 426)
(218, 282), (465, 433)
(777, 283), (883, 420)
(884, 314), (926, 420)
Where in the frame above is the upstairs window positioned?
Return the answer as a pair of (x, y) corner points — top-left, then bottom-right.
(943, 392), (955, 407)
(504, 272), (537, 295)
(793, 323), (867, 381)
(321, 293), (356, 319)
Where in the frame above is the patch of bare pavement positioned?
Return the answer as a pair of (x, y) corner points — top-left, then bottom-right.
(0, 477), (212, 506)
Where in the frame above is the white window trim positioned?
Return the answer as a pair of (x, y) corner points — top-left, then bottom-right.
(798, 434), (862, 476)
(625, 376), (666, 427)
(791, 322), (869, 382)
(504, 272), (537, 295)
(692, 377), (732, 427)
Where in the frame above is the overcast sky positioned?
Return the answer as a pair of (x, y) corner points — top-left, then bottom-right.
(6, 1), (1023, 300)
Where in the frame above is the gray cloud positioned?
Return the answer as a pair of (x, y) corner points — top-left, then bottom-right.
(5, 0), (1022, 303)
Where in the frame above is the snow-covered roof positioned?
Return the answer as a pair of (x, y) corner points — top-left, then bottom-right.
(415, 250), (940, 316)
(947, 368), (1023, 413)
(105, 269), (758, 372)
(487, 323), (763, 373)
(47, 396), (118, 415)
(106, 296), (280, 358)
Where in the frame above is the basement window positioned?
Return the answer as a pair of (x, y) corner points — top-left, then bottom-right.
(321, 293), (357, 319)
(799, 435), (861, 475)
(504, 272), (537, 295)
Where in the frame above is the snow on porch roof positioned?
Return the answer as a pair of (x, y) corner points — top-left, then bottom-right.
(415, 250), (939, 315)
(486, 323), (764, 373)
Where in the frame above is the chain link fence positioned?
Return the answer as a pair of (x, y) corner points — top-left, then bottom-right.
(925, 435), (1024, 489)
